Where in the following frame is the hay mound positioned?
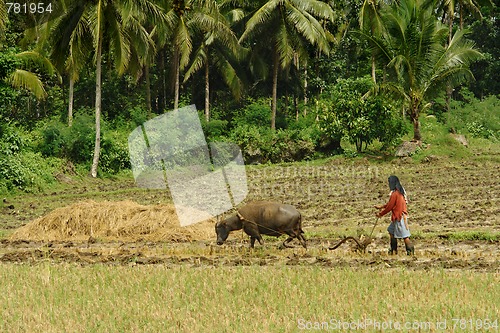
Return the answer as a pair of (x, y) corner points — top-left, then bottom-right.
(10, 200), (215, 242)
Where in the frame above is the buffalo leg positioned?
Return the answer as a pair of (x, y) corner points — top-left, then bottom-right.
(298, 233), (307, 249)
(282, 237), (295, 248)
(244, 224), (263, 248)
(250, 237), (256, 248)
(249, 235), (263, 248)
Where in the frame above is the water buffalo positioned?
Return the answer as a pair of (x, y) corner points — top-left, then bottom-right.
(215, 201), (307, 248)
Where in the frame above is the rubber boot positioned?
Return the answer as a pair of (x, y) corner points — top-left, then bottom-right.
(388, 238), (398, 255)
(405, 242), (415, 256)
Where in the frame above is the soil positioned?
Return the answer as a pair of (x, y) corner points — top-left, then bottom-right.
(0, 157), (499, 271)
(0, 237), (498, 271)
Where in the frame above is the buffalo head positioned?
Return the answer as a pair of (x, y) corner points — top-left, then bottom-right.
(215, 215), (241, 245)
(215, 220), (229, 245)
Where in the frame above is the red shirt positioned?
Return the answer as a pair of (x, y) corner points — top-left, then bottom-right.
(378, 190), (407, 221)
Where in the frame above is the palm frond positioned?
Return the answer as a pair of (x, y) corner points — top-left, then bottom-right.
(239, 0), (280, 42)
(359, 0), (383, 34)
(286, 4), (330, 54)
(226, 8), (245, 24)
(191, 12), (238, 53)
(214, 55), (244, 100)
(106, 6), (131, 75)
(276, 22), (295, 69)
(176, 17), (193, 69)
(49, 1), (88, 71)
(66, 15), (93, 79)
(124, 0), (169, 26)
(15, 51), (56, 76)
(183, 44), (207, 82)
(7, 69), (47, 99)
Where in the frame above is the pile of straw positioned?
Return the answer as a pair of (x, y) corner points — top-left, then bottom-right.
(10, 200), (215, 242)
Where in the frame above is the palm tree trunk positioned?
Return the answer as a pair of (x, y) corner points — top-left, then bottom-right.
(411, 102), (422, 142)
(303, 60), (308, 106)
(412, 118), (422, 142)
(371, 54), (377, 84)
(174, 46), (180, 110)
(459, 3), (463, 30)
(294, 94), (298, 121)
(158, 48), (166, 112)
(90, 36), (102, 178)
(271, 48), (279, 131)
(448, 12), (453, 45)
(68, 77), (74, 127)
(145, 63), (152, 118)
(446, 11), (453, 112)
(205, 57), (210, 122)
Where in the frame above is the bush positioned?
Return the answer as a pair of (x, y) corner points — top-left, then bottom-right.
(229, 125), (317, 163)
(38, 114), (94, 163)
(232, 99), (272, 128)
(38, 120), (70, 157)
(0, 152), (61, 193)
(0, 122), (24, 155)
(316, 77), (408, 152)
(447, 92), (499, 141)
(201, 119), (229, 141)
(100, 132), (131, 174)
(67, 113), (96, 163)
(0, 123), (64, 194)
(37, 112), (131, 174)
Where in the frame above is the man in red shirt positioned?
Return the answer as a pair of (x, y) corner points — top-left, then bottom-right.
(375, 175), (415, 255)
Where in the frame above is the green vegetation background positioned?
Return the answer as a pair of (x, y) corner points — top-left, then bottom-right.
(0, 1), (498, 195)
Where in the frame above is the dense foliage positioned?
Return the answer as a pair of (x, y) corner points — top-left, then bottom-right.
(0, 0), (497, 193)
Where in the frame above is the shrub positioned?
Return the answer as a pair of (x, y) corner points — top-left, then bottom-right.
(229, 125), (270, 163)
(0, 122), (24, 155)
(0, 122), (63, 195)
(38, 113), (131, 174)
(38, 120), (70, 157)
(100, 132), (131, 174)
(229, 125), (317, 163)
(232, 98), (272, 128)
(316, 77), (408, 152)
(447, 92), (499, 141)
(201, 119), (229, 142)
(0, 152), (63, 193)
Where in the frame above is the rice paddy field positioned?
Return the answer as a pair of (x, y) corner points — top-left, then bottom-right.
(0, 154), (499, 332)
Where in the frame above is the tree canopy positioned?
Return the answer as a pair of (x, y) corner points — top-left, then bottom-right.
(0, 0), (496, 176)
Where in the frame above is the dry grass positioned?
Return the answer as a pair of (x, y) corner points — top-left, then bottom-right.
(0, 263), (498, 333)
(9, 200), (215, 242)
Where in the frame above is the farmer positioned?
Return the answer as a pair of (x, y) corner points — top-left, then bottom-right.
(375, 175), (414, 255)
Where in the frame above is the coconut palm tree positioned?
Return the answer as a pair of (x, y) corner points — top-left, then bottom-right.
(359, 0), (385, 84)
(239, 0), (335, 130)
(34, 0), (93, 126)
(183, 0), (243, 121)
(362, 0), (483, 141)
(434, 0), (494, 32)
(0, 3), (56, 101)
(6, 51), (56, 100)
(158, 0), (195, 110)
(0, 2), (7, 34)
(5, 51), (55, 99)
(46, 0), (165, 177)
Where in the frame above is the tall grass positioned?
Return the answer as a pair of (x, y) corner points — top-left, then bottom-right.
(0, 263), (498, 332)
